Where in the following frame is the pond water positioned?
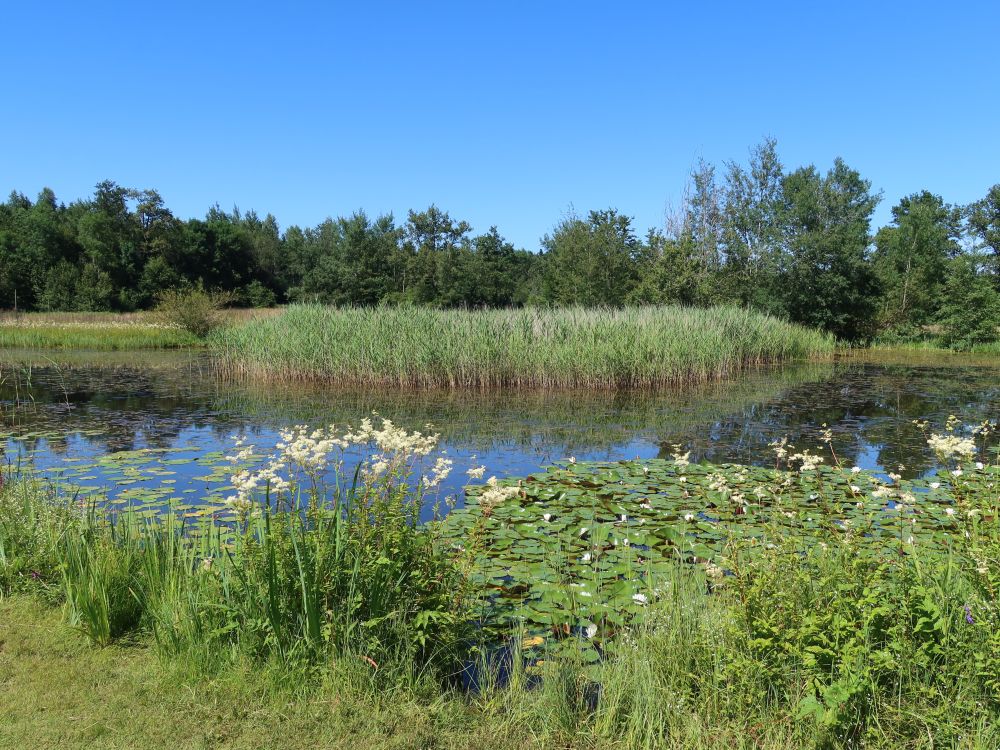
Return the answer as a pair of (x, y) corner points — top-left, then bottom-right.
(1, 349), (998, 518)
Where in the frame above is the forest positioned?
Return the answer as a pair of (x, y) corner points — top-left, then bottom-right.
(2, 139), (998, 344)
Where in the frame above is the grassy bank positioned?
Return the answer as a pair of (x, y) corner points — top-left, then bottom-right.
(212, 304), (835, 388)
(0, 312), (200, 350)
(2, 417), (999, 748)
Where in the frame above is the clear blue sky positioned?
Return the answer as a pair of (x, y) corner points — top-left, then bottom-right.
(2, 1), (998, 250)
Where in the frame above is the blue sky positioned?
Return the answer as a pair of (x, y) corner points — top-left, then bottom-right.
(2, 1), (998, 250)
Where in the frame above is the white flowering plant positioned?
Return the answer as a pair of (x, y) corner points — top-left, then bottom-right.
(212, 416), (477, 675)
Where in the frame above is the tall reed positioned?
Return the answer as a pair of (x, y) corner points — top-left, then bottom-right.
(212, 304), (835, 388)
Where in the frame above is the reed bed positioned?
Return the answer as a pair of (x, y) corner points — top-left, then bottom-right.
(212, 305), (835, 388)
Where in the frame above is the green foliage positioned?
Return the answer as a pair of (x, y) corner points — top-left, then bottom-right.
(2, 160), (998, 346)
(154, 287), (232, 338)
(938, 254), (1000, 350)
(874, 191), (963, 332)
(213, 304), (835, 387)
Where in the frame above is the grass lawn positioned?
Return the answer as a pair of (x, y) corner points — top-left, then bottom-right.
(0, 596), (533, 750)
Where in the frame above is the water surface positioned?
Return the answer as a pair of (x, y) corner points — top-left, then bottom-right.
(1, 349), (997, 515)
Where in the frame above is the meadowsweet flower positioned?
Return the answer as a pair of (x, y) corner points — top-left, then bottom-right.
(671, 446), (691, 468)
(927, 433), (977, 462)
(769, 437), (789, 461)
(423, 456), (453, 488)
(466, 465), (486, 480)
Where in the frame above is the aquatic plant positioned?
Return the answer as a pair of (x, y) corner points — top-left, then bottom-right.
(212, 304), (835, 388)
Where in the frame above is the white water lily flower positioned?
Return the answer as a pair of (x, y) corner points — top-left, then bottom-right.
(952, 469), (963, 478)
(851, 466), (861, 474)
(850, 485), (861, 493)
(976, 462), (985, 470)
(945, 507), (955, 516)
(581, 552), (592, 562)
(684, 513), (695, 522)
(632, 593), (649, 605)
(578, 527), (589, 537)
(542, 513), (552, 522)
(930, 482), (941, 489)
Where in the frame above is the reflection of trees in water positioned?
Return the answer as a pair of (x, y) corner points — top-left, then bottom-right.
(1, 353), (998, 478)
(651, 363), (1000, 477)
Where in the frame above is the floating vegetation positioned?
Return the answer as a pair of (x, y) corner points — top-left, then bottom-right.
(439, 451), (1000, 658)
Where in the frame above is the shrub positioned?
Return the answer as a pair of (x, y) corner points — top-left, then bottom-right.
(154, 287), (232, 338)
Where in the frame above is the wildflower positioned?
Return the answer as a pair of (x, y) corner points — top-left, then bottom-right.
(927, 433), (977, 463)
(632, 593), (649, 605)
(423, 456), (453, 488)
(466, 465), (486, 479)
(790, 450), (823, 472)
(964, 604), (974, 625)
(683, 513), (695, 522)
(945, 507), (955, 516)
(201, 557), (213, 572)
(769, 437), (789, 461)
(585, 624), (598, 639)
(819, 424), (833, 444)
(704, 563), (725, 581)
(850, 485), (861, 493)
(671, 446), (691, 468)
(952, 469), (963, 478)
(851, 466), (861, 474)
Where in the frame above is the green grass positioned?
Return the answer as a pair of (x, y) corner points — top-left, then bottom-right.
(0, 313), (200, 349)
(212, 304), (835, 388)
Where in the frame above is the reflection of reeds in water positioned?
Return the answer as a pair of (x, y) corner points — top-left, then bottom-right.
(0, 362), (38, 428)
(213, 305), (835, 389)
(215, 359), (837, 454)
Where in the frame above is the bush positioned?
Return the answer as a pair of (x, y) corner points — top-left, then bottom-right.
(154, 287), (232, 338)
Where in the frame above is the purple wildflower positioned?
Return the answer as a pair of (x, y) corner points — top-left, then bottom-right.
(964, 604), (974, 625)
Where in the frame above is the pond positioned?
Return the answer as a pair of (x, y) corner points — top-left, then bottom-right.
(1, 348), (998, 519)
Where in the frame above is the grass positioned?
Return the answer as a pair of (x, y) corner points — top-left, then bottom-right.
(212, 304), (835, 388)
(0, 309), (281, 350)
(0, 312), (200, 349)
(3, 413), (1000, 748)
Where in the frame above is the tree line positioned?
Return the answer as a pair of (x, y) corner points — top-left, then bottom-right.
(2, 139), (998, 343)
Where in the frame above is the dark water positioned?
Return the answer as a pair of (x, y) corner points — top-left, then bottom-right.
(1, 349), (998, 514)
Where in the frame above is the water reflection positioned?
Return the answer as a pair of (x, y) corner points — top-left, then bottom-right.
(1, 350), (998, 506)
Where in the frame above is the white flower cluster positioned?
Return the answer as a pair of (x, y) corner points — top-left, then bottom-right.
(671, 445), (691, 468)
(789, 450), (824, 472)
(927, 433), (977, 463)
(422, 456), (453, 488)
(345, 417), (439, 457)
(276, 425), (347, 473)
(478, 476), (521, 513)
(222, 416), (448, 513)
